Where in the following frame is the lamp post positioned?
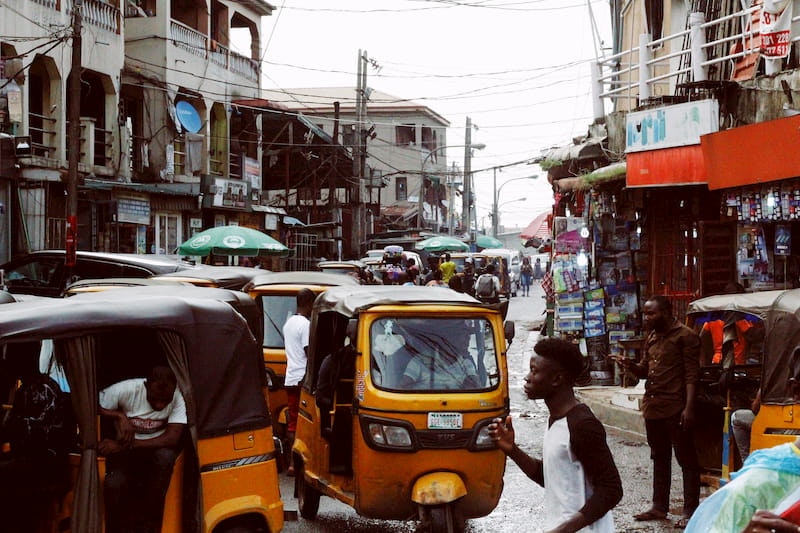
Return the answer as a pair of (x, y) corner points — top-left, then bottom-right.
(418, 143), (485, 230)
(492, 174), (537, 238)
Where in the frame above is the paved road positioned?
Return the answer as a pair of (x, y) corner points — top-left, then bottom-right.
(279, 285), (701, 532)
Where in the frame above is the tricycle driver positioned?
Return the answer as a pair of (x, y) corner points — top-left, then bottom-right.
(98, 365), (187, 533)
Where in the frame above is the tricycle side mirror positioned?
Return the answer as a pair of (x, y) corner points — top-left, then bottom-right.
(346, 318), (358, 346)
(504, 320), (515, 344)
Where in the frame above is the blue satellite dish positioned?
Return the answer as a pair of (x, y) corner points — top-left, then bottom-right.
(175, 101), (202, 133)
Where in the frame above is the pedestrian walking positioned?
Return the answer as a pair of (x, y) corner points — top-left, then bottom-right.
(474, 263), (501, 303)
(616, 295), (701, 529)
(283, 288), (314, 476)
(520, 257), (533, 296)
(533, 257), (544, 280)
(489, 337), (623, 532)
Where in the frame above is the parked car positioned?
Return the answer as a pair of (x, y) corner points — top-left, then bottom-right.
(1, 251), (197, 297)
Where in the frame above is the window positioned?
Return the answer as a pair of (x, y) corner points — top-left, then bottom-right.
(370, 317), (498, 392)
(396, 177), (407, 201)
(156, 213), (182, 255)
(395, 124), (416, 146)
(259, 295), (296, 348)
(421, 127), (437, 155)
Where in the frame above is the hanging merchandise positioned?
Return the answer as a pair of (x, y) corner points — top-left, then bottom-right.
(738, 225), (774, 290)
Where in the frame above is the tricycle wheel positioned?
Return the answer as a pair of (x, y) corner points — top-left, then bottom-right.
(295, 458), (320, 520)
(422, 504), (463, 533)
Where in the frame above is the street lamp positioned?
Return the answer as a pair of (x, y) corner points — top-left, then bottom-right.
(493, 174), (537, 238)
(418, 143), (486, 230)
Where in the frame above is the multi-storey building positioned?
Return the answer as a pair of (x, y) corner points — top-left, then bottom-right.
(262, 87), (452, 235)
(1, 1), (353, 265)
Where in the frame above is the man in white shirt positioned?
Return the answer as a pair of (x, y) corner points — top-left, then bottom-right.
(489, 338), (622, 532)
(99, 365), (187, 533)
(283, 288), (315, 475)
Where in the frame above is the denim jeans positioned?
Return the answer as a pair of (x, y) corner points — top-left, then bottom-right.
(645, 413), (700, 517)
(104, 446), (178, 533)
(731, 408), (755, 461)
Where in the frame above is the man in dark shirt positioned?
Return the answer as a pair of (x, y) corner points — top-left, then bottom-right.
(489, 337), (622, 532)
(617, 295), (701, 528)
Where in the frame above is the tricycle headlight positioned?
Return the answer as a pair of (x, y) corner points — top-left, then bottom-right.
(368, 422), (413, 449)
(474, 424), (493, 448)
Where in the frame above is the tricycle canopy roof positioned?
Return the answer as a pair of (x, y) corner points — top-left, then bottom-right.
(763, 289), (800, 404)
(151, 265), (267, 290)
(314, 285), (485, 318)
(248, 270), (361, 289)
(0, 287), (268, 438)
(686, 290), (786, 319)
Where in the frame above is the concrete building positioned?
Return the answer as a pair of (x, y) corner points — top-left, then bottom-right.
(1, 1), (365, 265)
(262, 87), (453, 234)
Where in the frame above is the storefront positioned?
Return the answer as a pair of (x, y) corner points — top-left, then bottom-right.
(702, 114), (800, 291)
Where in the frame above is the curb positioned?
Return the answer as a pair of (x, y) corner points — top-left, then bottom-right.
(576, 386), (647, 439)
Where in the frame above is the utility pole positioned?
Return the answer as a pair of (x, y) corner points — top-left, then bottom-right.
(352, 50), (364, 257)
(492, 167), (498, 238)
(66, 0), (83, 268)
(461, 116), (472, 237)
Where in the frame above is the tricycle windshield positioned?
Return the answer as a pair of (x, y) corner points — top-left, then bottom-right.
(261, 294), (295, 348)
(369, 317), (499, 392)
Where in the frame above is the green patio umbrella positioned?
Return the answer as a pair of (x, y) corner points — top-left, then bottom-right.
(414, 236), (470, 253)
(476, 234), (503, 249)
(178, 225), (289, 257)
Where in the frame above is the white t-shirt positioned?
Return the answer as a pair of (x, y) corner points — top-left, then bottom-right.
(283, 313), (310, 387)
(99, 378), (187, 440)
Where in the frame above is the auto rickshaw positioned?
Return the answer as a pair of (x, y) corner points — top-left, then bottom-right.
(244, 271), (360, 443)
(64, 277), (191, 295)
(0, 286), (283, 533)
(292, 285), (514, 532)
(685, 290), (780, 484)
(749, 289), (800, 454)
(150, 265), (266, 290)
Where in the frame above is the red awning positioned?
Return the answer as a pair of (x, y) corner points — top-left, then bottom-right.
(520, 211), (551, 239)
(701, 114), (800, 190)
(626, 145), (707, 187)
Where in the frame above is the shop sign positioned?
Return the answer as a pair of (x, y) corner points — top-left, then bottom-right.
(625, 99), (719, 153)
(265, 213), (278, 231)
(245, 156), (261, 192)
(204, 176), (250, 211)
(117, 195), (151, 225)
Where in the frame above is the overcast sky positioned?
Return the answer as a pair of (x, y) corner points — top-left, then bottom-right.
(245, 0), (612, 230)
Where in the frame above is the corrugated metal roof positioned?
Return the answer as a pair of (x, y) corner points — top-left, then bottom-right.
(261, 87), (450, 127)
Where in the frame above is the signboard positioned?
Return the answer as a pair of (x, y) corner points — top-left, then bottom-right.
(202, 176), (250, 211)
(761, 1), (793, 58)
(117, 195), (151, 225)
(625, 99), (719, 153)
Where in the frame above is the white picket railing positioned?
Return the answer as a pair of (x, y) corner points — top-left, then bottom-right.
(596, 5), (800, 111)
(170, 20), (207, 58)
(67, 0), (120, 33)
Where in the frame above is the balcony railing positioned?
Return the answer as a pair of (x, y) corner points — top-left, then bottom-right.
(67, 0), (120, 34)
(596, 5), (800, 110)
(170, 20), (207, 58)
(169, 21), (258, 82)
(32, 0), (58, 8)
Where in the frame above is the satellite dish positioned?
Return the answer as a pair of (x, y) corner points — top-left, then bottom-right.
(175, 101), (202, 133)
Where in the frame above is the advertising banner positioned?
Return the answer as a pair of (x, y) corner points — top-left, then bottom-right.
(761, 0), (793, 58)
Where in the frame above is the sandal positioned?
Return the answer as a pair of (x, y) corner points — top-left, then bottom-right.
(674, 516), (690, 529)
(633, 509), (668, 521)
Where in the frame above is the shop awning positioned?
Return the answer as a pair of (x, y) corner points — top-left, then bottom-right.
(626, 145), (707, 188)
(552, 161), (627, 192)
(701, 114), (800, 190)
(520, 211), (551, 240)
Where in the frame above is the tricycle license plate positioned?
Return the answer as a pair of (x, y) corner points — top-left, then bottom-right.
(428, 412), (463, 430)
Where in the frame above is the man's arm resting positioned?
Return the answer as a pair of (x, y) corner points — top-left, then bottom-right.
(130, 423), (184, 450)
